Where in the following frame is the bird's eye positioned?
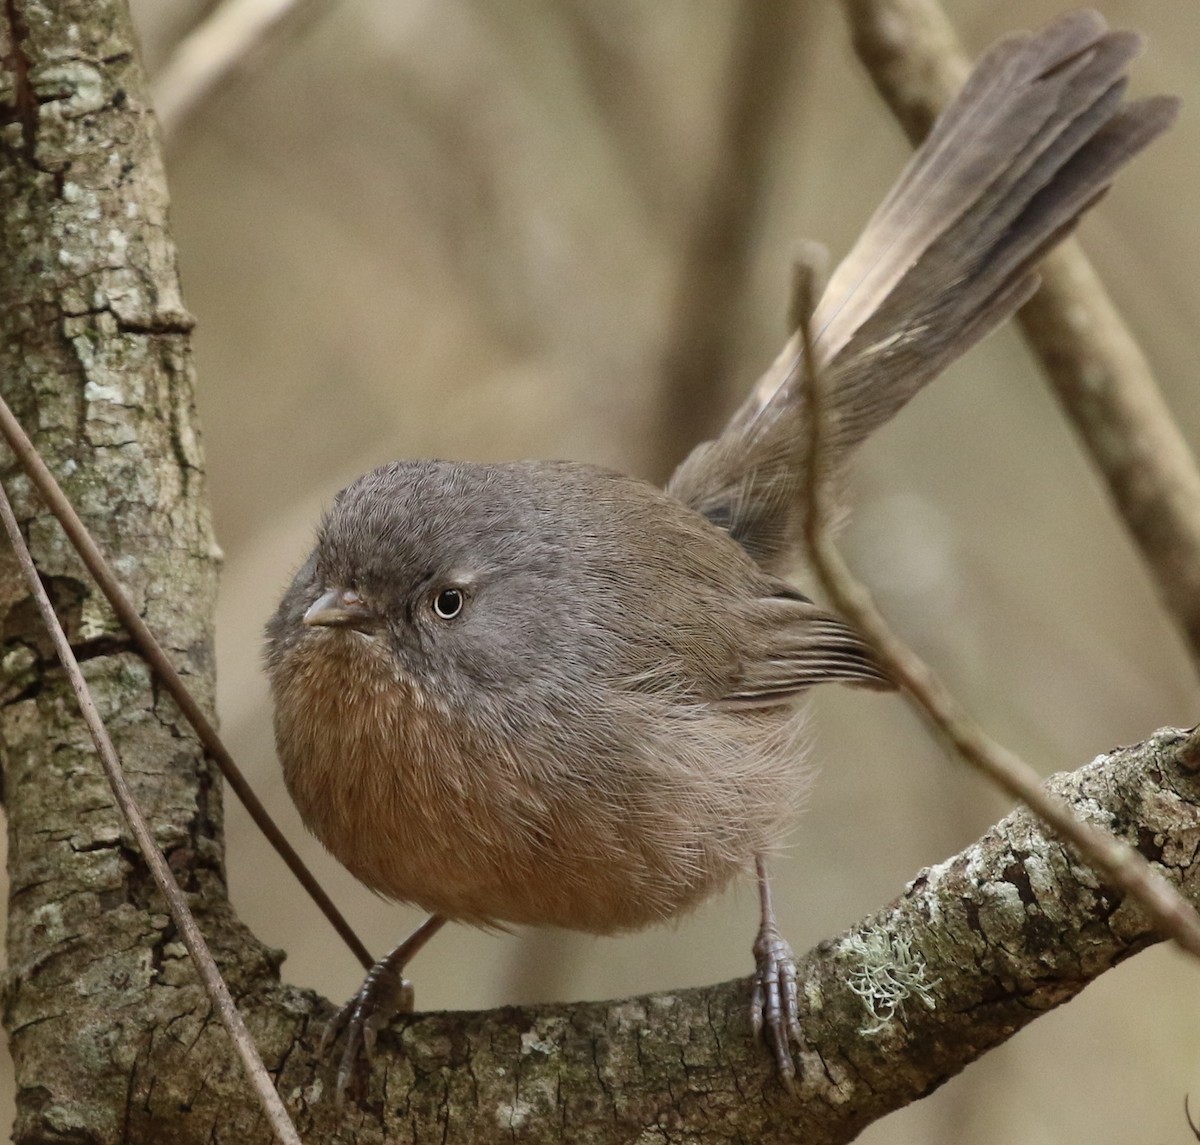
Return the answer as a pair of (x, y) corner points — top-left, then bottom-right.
(432, 587), (465, 620)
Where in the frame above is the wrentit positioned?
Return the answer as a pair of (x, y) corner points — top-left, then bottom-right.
(265, 9), (1177, 1101)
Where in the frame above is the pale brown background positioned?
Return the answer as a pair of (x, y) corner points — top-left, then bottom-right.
(10, 1), (1200, 1140)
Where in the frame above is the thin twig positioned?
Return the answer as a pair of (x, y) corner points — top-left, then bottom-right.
(648, 0), (813, 483)
(1185, 1093), (1200, 1142)
(0, 393), (374, 971)
(841, 0), (1200, 677)
(0, 479), (303, 1145)
(151, 0), (333, 139)
(793, 252), (1200, 963)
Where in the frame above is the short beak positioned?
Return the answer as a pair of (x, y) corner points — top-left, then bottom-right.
(303, 587), (378, 630)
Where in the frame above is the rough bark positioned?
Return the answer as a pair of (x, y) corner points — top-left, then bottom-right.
(15, 717), (1193, 1145)
(256, 730), (1200, 1143)
(1, 4), (1197, 1144)
(0, 1), (279, 1141)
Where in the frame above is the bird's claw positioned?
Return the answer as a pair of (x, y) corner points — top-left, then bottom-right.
(321, 959), (415, 1112)
(752, 923), (802, 1089)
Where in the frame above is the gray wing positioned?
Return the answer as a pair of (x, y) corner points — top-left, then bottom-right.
(718, 594), (894, 709)
(667, 9), (1178, 575)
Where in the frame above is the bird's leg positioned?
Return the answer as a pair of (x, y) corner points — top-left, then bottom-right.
(751, 855), (801, 1088)
(321, 912), (447, 1111)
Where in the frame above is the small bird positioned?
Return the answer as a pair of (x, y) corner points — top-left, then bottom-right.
(264, 9), (1176, 1099)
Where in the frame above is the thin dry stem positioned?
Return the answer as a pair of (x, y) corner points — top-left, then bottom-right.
(151, 0), (331, 137)
(792, 252), (1200, 963)
(0, 392), (374, 971)
(841, 0), (1200, 676)
(648, 0), (813, 482)
(0, 478), (302, 1145)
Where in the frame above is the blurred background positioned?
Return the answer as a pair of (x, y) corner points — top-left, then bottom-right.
(13, 0), (1200, 1140)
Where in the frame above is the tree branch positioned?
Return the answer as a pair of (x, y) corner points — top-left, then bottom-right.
(841, 0), (1200, 677)
(122, 727), (1200, 1143)
(0, 479), (300, 1144)
(150, 0), (333, 140)
(648, 0), (812, 482)
(791, 251), (1200, 962)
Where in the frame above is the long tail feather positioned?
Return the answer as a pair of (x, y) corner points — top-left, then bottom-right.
(667, 10), (1178, 574)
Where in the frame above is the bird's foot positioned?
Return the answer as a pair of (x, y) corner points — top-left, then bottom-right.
(751, 921), (802, 1089)
(318, 915), (446, 1112)
(320, 953), (415, 1112)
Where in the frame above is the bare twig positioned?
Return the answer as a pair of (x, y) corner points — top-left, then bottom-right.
(1185, 1093), (1200, 1142)
(786, 242), (827, 339)
(151, 0), (334, 138)
(793, 252), (1200, 963)
(0, 479), (302, 1145)
(649, 0), (812, 482)
(841, 0), (1200, 677)
(0, 393), (374, 972)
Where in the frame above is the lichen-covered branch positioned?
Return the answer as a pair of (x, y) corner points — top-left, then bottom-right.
(130, 728), (1200, 1143)
(841, 0), (1200, 677)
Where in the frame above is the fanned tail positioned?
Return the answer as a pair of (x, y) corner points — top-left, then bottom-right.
(667, 9), (1178, 574)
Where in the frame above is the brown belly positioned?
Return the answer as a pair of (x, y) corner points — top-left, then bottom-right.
(284, 731), (752, 933)
(272, 638), (802, 933)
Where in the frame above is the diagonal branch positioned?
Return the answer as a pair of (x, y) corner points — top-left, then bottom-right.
(127, 726), (1200, 1143)
(841, 0), (1200, 677)
(0, 392), (373, 972)
(151, 0), (335, 139)
(791, 254), (1200, 963)
(0, 478), (301, 1145)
